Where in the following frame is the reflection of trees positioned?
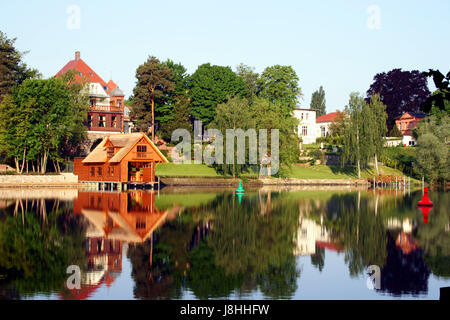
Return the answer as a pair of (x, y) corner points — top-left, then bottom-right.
(207, 193), (300, 299)
(0, 200), (86, 297)
(379, 233), (431, 296)
(329, 193), (388, 277)
(127, 191), (300, 299)
(311, 246), (325, 272)
(415, 192), (449, 278)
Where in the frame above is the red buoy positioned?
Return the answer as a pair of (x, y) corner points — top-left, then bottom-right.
(418, 206), (432, 224)
(418, 188), (433, 206)
(418, 188), (433, 224)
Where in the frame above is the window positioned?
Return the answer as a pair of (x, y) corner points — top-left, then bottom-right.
(137, 145), (147, 153)
(90, 167), (95, 177)
(87, 115), (92, 128)
(321, 126), (326, 137)
(117, 100), (122, 107)
(136, 217), (146, 229)
(301, 113), (304, 120)
(302, 126), (308, 136)
(90, 99), (96, 106)
(99, 115), (105, 128)
(306, 113), (309, 120)
(97, 167), (102, 177)
(111, 166), (114, 176)
(107, 147), (114, 158)
(111, 116), (117, 128)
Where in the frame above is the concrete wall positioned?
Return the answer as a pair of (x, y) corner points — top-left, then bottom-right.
(0, 173), (78, 187)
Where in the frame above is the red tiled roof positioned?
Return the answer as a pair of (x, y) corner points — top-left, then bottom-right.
(316, 241), (344, 252)
(316, 112), (339, 123)
(107, 80), (118, 92)
(55, 58), (107, 88)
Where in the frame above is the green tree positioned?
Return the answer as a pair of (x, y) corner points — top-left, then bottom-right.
(132, 56), (174, 141)
(0, 77), (77, 173)
(160, 95), (193, 142)
(188, 63), (247, 125)
(210, 96), (255, 177)
(389, 124), (403, 137)
(257, 65), (301, 116)
(0, 31), (39, 103)
(328, 111), (346, 137)
(342, 93), (369, 178)
(310, 86), (326, 117)
(367, 94), (388, 175)
(236, 63), (259, 99)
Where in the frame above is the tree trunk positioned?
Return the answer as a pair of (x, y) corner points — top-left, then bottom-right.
(357, 160), (361, 179)
(374, 153), (379, 176)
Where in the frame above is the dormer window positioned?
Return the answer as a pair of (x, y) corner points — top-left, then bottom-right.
(107, 147), (114, 158)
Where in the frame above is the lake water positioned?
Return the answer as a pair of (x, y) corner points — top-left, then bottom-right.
(0, 186), (448, 300)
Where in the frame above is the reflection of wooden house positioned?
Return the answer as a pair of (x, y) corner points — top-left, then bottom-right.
(74, 133), (168, 187)
(73, 191), (169, 243)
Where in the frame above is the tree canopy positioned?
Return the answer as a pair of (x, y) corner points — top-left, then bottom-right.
(257, 65), (301, 116)
(366, 68), (430, 130)
(310, 86), (326, 117)
(0, 31), (39, 103)
(188, 63), (247, 125)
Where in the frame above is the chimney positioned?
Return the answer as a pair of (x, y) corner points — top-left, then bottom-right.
(75, 51), (80, 61)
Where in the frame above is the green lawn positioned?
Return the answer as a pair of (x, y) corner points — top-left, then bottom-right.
(156, 163), (222, 177)
(286, 165), (419, 181)
(156, 162), (419, 182)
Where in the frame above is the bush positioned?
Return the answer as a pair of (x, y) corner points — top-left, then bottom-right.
(309, 149), (323, 164)
(380, 147), (417, 176)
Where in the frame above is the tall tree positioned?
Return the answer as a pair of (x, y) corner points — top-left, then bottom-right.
(188, 63), (247, 125)
(366, 68), (430, 130)
(0, 31), (39, 103)
(366, 94), (388, 175)
(310, 86), (326, 117)
(132, 56), (174, 141)
(342, 93), (369, 178)
(236, 63), (259, 99)
(421, 69), (450, 119)
(257, 65), (301, 116)
(0, 78), (76, 173)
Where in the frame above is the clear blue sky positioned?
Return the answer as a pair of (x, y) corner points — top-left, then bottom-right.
(1, 0), (449, 112)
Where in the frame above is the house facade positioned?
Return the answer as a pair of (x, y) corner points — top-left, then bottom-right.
(55, 51), (133, 136)
(74, 133), (168, 185)
(294, 108), (317, 144)
(395, 112), (428, 136)
(316, 112), (341, 138)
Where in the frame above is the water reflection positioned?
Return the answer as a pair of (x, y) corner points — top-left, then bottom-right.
(0, 188), (448, 300)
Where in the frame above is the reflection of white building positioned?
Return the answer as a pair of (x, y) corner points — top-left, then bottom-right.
(294, 216), (329, 255)
(294, 108), (317, 144)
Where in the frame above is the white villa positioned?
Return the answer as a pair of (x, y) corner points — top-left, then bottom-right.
(294, 108), (317, 144)
(294, 108), (342, 144)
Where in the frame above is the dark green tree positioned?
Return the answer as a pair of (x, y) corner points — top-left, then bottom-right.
(236, 63), (259, 99)
(257, 65), (301, 116)
(132, 56), (174, 141)
(366, 68), (430, 130)
(310, 86), (326, 117)
(421, 69), (450, 119)
(0, 31), (39, 103)
(188, 63), (247, 125)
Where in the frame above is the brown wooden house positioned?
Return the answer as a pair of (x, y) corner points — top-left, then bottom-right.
(74, 133), (168, 186)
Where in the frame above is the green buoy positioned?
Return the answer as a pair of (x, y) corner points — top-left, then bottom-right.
(236, 181), (245, 193)
(237, 192), (244, 204)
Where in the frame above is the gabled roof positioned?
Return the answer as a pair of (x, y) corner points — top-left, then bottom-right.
(316, 112), (340, 123)
(398, 111), (428, 120)
(55, 57), (108, 89)
(106, 80), (118, 92)
(82, 133), (168, 164)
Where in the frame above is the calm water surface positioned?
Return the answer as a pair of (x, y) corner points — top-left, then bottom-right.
(0, 186), (448, 300)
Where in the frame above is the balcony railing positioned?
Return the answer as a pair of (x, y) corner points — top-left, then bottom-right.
(132, 152), (152, 160)
(90, 104), (122, 113)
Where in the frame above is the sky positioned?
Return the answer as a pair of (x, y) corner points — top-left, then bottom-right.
(1, 0), (449, 112)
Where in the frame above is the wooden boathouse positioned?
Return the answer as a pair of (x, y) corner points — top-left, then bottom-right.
(74, 133), (168, 190)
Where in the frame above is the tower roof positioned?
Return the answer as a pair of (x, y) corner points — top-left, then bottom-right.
(55, 51), (108, 90)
